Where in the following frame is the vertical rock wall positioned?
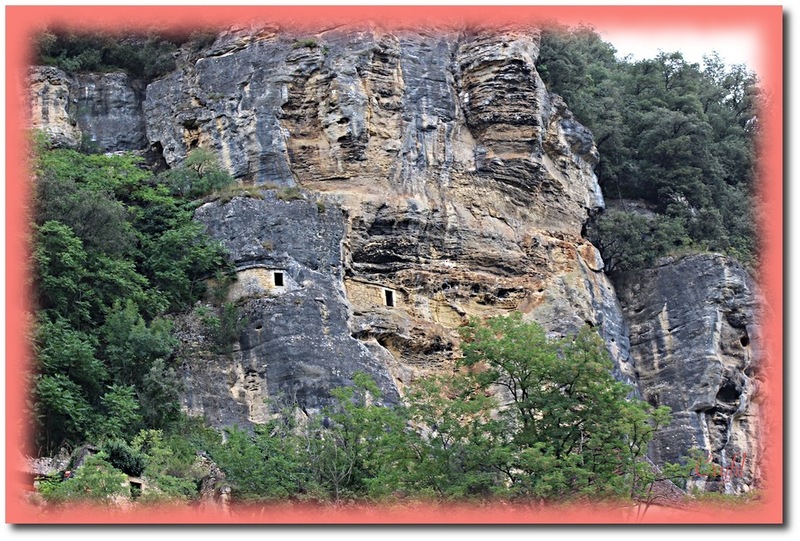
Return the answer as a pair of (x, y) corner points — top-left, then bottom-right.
(27, 67), (147, 152)
(137, 26), (632, 424)
(616, 254), (762, 493)
(25, 24), (760, 490)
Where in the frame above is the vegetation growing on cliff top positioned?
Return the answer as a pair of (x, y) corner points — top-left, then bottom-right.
(537, 24), (760, 272)
(34, 27), (217, 81)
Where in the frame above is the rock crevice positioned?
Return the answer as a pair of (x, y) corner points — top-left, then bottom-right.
(26, 24), (761, 491)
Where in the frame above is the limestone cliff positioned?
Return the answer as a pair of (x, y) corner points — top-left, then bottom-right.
(133, 25), (635, 424)
(27, 66), (147, 152)
(616, 254), (763, 493)
(26, 23), (760, 492)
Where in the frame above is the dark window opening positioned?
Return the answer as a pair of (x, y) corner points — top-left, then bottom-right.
(740, 334), (750, 347)
(384, 289), (395, 307)
(274, 272), (284, 287)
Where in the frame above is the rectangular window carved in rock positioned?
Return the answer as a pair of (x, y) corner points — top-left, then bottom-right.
(384, 289), (394, 307)
(274, 271), (284, 287)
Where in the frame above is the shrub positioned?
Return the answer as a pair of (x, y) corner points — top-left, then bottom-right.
(292, 38), (318, 49)
(276, 186), (304, 201)
(102, 439), (148, 477)
(211, 184), (265, 205)
(587, 209), (691, 274)
(39, 452), (130, 507)
(197, 302), (247, 354)
(35, 29), (180, 81)
(160, 148), (235, 199)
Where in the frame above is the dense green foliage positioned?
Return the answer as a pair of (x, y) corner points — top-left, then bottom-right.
(33, 312), (685, 506)
(458, 314), (672, 500)
(102, 439), (148, 477)
(38, 451), (131, 507)
(30, 139), (235, 455)
(195, 316), (671, 505)
(34, 28), (217, 81)
(588, 211), (690, 274)
(536, 25), (760, 271)
(195, 302), (250, 354)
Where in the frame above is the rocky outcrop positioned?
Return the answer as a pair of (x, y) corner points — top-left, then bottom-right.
(27, 66), (147, 152)
(27, 67), (81, 148)
(25, 23), (759, 490)
(616, 254), (762, 493)
(182, 190), (400, 426)
(195, 453), (231, 512)
(72, 72), (148, 152)
(143, 25), (633, 421)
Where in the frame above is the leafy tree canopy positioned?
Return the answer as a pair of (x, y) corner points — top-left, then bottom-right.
(30, 140), (233, 455)
(537, 25), (760, 271)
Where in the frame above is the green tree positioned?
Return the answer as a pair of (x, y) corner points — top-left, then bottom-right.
(100, 300), (175, 387)
(32, 221), (92, 327)
(34, 166), (135, 256)
(587, 209), (690, 274)
(537, 25), (759, 268)
(35, 316), (107, 399)
(159, 148), (235, 199)
(209, 424), (306, 502)
(459, 313), (670, 500)
(96, 384), (143, 441)
(401, 374), (504, 500)
(131, 429), (205, 503)
(39, 451), (130, 507)
(302, 373), (409, 503)
(32, 374), (93, 455)
(102, 439), (148, 477)
(139, 359), (183, 430)
(140, 221), (229, 311)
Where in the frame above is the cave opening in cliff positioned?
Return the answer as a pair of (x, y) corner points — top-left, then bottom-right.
(716, 382), (741, 403)
(384, 289), (395, 307)
(274, 271), (284, 287)
(740, 334), (750, 347)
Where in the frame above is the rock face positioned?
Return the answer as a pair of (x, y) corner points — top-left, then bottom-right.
(27, 66), (147, 152)
(181, 191), (400, 428)
(25, 24), (759, 490)
(140, 25), (633, 422)
(616, 254), (762, 493)
(27, 67), (81, 148)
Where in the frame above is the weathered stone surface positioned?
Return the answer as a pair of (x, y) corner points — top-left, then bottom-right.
(27, 24), (762, 490)
(140, 25), (637, 427)
(73, 72), (148, 151)
(195, 454), (231, 512)
(616, 254), (762, 493)
(27, 66), (147, 151)
(182, 191), (400, 428)
(27, 67), (81, 147)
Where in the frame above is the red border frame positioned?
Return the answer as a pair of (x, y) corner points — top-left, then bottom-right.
(4, 4), (783, 524)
